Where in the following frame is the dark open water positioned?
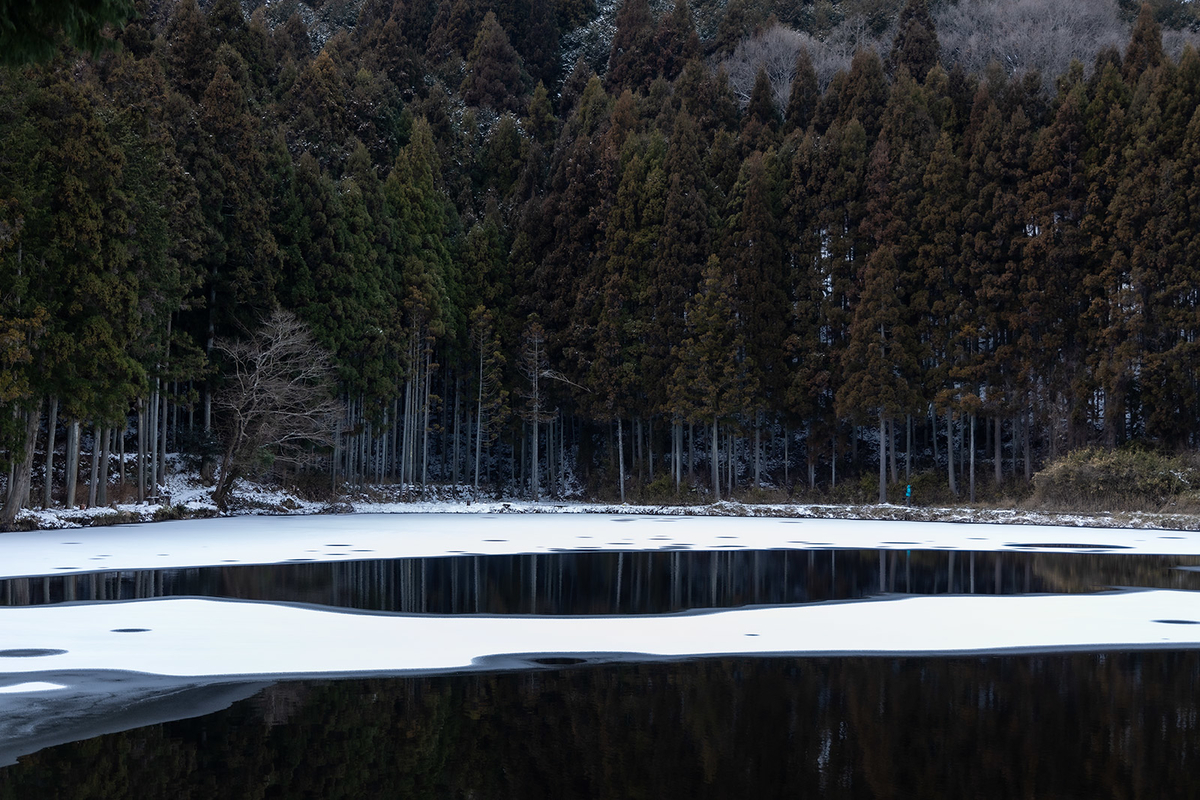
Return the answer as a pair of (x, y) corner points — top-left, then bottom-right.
(2, 547), (1199, 797)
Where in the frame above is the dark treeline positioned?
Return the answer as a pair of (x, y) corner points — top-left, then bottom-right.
(2, 0), (1200, 517)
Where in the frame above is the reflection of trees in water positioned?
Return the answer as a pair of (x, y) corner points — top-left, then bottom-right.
(5, 653), (1200, 797)
(5, 551), (1200, 612)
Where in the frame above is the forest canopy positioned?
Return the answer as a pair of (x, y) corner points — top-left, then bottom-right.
(1, 0), (1200, 519)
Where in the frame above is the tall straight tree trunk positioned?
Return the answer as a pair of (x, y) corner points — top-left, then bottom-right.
(43, 396), (58, 508)
(878, 412), (887, 504)
(97, 426), (110, 506)
(452, 378), (461, 485)
(931, 405), (939, 466)
(118, 418), (125, 486)
(531, 418), (539, 502)
(711, 419), (719, 502)
(65, 418), (80, 508)
(159, 318), (171, 489)
(1023, 408), (1032, 481)
(421, 347), (432, 488)
(947, 411), (957, 496)
(888, 418), (898, 485)
(687, 423), (694, 483)
(148, 385), (159, 497)
(727, 430), (734, 498)
(401, 376), (412, 486)
(906, 414), (912, 482)
(754, 414), (761, 487)
(969, 413), (976, 503)
(0, 401), (41, 526)
(647, 418), (654, 481)
(331, 410), (342, 489)
(784, 427), (789, 488)
(87, 422), (100, 508)
(474, 408), (483, 491)
(994, 416), (1002, 484)
(831, 432), (837, 489)
(617, 417), (626, 503)
(158, 389), (168, 488)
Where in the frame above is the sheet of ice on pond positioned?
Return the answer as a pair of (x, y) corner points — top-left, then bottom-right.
(0, 672), (268, 767)
(1, 514), (1196, 580)
(4, 590), (1200, 682)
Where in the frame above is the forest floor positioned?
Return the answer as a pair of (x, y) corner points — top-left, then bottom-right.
(11, 461), (1200, 533)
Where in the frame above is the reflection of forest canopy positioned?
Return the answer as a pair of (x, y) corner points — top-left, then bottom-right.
(5, 549), (1200, 611)
(3, 0), (1200, 516)
(3, 653), (1200, 797)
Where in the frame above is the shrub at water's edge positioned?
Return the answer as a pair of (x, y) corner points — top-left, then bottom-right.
(1030, 448), (1200, 513)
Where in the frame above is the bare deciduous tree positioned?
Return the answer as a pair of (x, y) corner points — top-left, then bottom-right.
(935, 0), (1129, 89)
(721, 20), (894, 109)
(211, 310), (340, 509)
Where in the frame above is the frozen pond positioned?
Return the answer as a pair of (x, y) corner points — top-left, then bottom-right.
(3, 513), (1200, 792)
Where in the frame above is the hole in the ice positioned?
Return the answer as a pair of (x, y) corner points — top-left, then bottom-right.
(325, 544), (351, 547)
(1161, 536), (1185, 540)
(157, 554), (169, 557)
(968, 537), (988, 540)
(612, 518), (637, 523)
(529, 657), (586, 666)
(717, 536), (738, 539)
(745, 633), (760, 637)
(61, 542), (81, 545)
(55, 567), (77, 570)
(111, 628), (150, 633)
(352, 549), (374, 552)
(288, 558), (313, 562)
(0, 649), (66, 658)
(881, 541), (918, 545)
(780, 520), (802, 524)
(222, 560), (238, 563)
(484, 539), (508, 542)
(1153, 619), (1200, 625)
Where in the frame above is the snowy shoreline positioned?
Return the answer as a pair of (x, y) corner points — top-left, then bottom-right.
(2, 512), (1200, 581)
(14, 475), (1200, 533)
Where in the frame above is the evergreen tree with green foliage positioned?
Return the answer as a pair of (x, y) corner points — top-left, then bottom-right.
(0, 0), (136, 64)
(888, 0), (939, 80)
(462, 11), (527, 114)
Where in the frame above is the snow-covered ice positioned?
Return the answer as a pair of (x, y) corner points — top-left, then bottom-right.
(0, 682), (65, 694)
(3, 512), (1200, 765)
(3, 590), (1200, 681)
(0, 513), (1197, 580)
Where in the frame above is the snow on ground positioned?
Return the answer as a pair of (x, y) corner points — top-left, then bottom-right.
(16, 459), (1200, 535)
(0, 512), (1198, 581)
(2, 590), (1200, 682)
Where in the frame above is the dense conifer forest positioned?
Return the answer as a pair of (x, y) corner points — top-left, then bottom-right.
(1, 0), (1199, 519)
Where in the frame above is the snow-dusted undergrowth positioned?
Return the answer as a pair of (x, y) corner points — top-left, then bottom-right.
(14, 458), (1200, 536)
